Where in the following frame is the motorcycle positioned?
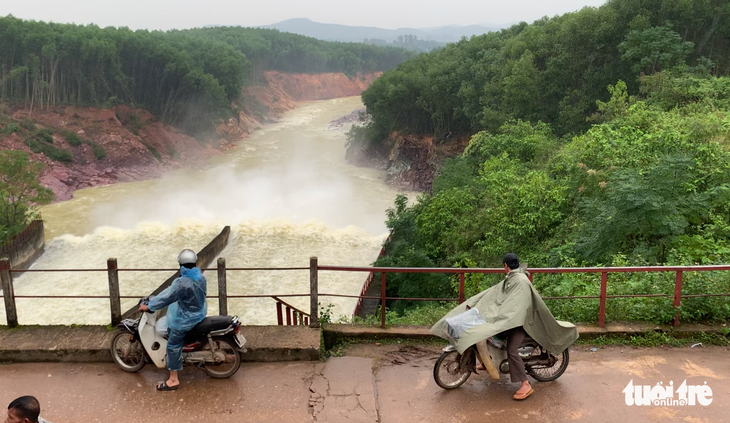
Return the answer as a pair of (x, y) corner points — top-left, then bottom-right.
(433, 333), (569, 389)
(110, 296), (247, 379)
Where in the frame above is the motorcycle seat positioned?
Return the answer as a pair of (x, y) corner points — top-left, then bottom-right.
(188, 316), (234, 335)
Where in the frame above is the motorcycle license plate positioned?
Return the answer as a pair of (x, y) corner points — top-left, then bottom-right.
(234, 332), (247, 348)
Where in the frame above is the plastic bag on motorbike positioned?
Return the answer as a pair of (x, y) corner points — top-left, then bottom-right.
(156, 316), (169, 338)
(445, 308), (485, 340)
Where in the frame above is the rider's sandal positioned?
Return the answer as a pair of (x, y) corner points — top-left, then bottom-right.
(512, 388), (534, 400)
(156, 381), (180, 391)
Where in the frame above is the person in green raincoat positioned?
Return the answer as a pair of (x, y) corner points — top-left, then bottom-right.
(431, 253), (578, 400)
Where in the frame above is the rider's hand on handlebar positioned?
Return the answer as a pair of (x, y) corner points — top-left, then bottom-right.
(138, 304), (149, 313)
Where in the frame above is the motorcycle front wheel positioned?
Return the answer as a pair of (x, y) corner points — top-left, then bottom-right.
(433, 350), (471, 389)
(110, 331), (146, 373)
(202, 338), (241, 379)
(526, 349), (569, 382)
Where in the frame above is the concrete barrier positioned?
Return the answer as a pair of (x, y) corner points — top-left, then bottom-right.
(120, 226), (231, 319)
(0, 220), (44, 270)
(0, 325), (320, 363)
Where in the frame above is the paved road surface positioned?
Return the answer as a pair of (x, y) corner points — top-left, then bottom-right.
(0, 344), (728, 422)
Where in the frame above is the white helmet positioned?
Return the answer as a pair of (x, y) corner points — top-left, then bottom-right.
(177, 249), (198, 266)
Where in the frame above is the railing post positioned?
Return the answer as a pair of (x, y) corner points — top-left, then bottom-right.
(107, 258), (121, 325)
(310, 256), (319, 328)
(458, 272), (465, 304)
(217, 257), (228, 316)
(1, 258), (17, 327)
(381, 272), (386, 329)
(286, 306), (291, 325)
(276, 302), (283, 325)
(673, 271), (683, 327)
(599, 272), (607, 328)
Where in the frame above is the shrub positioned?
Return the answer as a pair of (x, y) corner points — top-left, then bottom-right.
(27, 139), (73, 162)
(36, 128), (54, 143)
(19, 119), (36, 131)
(0, 123), (20, 136)
(61, 130), (83, 146)
(116, 111), (145, 135)
(142, 142), (161, 160)
(92, 144), (106, 160)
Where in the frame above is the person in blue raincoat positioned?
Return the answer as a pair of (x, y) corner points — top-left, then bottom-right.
(138, 249), (207, 391)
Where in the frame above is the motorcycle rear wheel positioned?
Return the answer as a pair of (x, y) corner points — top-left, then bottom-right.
(433, 350), (471, 389)
(202, 338), (241, 379)
(526, 349), (569, 382)
(110, 331), (146, 373)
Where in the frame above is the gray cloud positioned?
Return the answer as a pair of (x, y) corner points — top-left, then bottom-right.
(2, 0), (607, 31)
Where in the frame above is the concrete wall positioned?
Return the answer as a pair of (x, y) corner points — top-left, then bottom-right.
(0, 220), (44, 270)
(120, 226), (231, 319)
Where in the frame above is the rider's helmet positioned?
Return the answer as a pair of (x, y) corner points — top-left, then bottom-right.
(177, 249), (198, 269)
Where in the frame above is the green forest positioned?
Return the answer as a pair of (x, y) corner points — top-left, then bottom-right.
(0, 15), (414, 134)
(356, 0), (730, 324)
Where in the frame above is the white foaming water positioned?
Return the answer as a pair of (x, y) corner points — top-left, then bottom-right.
(0, 220), (384, 325)
(2, 97), (409, 325)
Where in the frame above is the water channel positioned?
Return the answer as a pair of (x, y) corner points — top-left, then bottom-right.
(1, 97), (410, 325)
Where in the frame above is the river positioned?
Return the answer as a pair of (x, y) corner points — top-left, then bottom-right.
(1, 97), (409, 326)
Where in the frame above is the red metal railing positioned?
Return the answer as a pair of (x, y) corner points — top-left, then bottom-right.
(273, 296), (310, 326)
(316, 264), (730, 328)
(352, 244), (387, 317)
(3, 260), (730, 330)
(0, 263), (313, 327)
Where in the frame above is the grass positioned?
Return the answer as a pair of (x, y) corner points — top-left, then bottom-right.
(576, 331), (730, 347)
(322, 336), (446, 359)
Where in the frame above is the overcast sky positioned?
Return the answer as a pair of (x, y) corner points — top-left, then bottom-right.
(1, 0), (607, 31)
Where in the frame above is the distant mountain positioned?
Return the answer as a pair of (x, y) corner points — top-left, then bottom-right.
(259, 18), (507, 44)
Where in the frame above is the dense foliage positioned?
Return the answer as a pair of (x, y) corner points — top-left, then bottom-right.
(361, 0), (730, 139)
(375, 72), (730, 324)
(359, 0), (730, 324)
(0, 150), (53, 242)
(0, 16), (414, 134)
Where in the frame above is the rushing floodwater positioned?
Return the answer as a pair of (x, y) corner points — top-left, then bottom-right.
(1, 97), (409, 325)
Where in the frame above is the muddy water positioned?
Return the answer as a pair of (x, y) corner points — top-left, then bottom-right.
(1, 97), (409, 325)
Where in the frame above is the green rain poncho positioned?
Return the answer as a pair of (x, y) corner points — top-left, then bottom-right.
(431, 267), (578, 354)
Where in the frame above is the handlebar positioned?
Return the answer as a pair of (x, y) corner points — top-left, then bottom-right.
(138, 296), (155, 313)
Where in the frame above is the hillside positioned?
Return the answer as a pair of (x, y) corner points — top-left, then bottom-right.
(348, 0), (730, 323)
(0, 71), (380, 201)
(261, 18), (505, 43)
(0, 16), (413, 135)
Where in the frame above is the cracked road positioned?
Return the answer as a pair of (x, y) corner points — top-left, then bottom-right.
(0, 344), (728, 422)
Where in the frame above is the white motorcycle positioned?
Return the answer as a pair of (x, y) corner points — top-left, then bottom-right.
(110, 296), (247, 378)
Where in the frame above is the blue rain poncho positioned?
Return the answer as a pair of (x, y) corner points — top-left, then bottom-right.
(148, 267), (207, 331)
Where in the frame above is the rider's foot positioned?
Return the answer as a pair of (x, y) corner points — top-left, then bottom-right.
(513, 381), (533, 400)
(158, 378), (180, 389)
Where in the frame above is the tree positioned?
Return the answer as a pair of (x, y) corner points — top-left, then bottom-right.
(0, 151), (53, 240)
(618, 25), (695, 75)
